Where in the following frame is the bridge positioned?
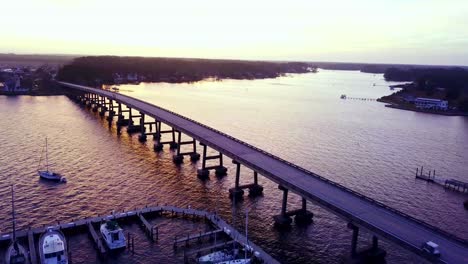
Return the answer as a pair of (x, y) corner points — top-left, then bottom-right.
(58, 81), (468, 264)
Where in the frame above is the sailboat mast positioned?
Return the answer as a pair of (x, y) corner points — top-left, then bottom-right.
(11, 185), (16, 242)
(45, 137), (49, 172)
(245, 208), (249, 259)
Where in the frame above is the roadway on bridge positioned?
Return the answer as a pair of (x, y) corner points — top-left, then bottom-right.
(59, 82), (468, 264)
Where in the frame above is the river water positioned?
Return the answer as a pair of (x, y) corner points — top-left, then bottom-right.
(0, 70), (467, 263)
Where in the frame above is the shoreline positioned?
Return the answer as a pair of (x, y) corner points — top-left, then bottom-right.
(380, 101), (468, 116)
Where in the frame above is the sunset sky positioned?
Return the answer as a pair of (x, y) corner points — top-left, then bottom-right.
(2, 0), (468, 65)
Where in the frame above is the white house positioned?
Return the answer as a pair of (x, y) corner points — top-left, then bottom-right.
(414, 97), (448, 111)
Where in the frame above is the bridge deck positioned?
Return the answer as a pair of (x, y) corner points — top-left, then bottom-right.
(59, 82), (468, 264)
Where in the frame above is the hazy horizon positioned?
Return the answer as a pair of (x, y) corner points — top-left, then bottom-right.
(2, 0), (468, 66)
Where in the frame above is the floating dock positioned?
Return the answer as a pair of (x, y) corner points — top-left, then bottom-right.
(0, 205), (279, 264)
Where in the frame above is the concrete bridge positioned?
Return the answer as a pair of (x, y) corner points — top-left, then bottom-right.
(58, 81), (468, 264)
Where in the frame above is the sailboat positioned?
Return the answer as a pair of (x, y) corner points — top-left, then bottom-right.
(216, 209), (253, 264)
(5, 186), (30, 264)
(38, 138), (66, 182)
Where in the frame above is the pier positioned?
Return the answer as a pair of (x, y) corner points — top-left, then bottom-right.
(0, 205), (279, 264)
(415, 167), (468, 193)
(58, 82), (468, 263)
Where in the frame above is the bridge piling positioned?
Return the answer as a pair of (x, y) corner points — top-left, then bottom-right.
(345, 224), (386, 263)
(249, 172), (264, 196)
(196, 143), (227, 178)
(294, 198), (313, 225)
(229, 161), (245, 200)
(273, 185), (292, 227)
(228, 162), (264, 198)
(138, 113), (148, 142)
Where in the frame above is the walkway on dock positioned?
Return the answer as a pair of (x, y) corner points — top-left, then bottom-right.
(58, 82), (468, 264)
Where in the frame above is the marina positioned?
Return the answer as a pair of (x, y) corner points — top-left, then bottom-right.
(0, 205), (279, 264)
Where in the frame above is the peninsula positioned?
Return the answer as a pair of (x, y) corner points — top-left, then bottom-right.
(378, 67), (468, 115)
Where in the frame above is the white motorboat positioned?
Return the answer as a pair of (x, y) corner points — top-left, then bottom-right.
(100, 220), (126, 250)
(38, 229), (68, 264)
(198, 249), (235, 263)
(5, 186), (29, 264)
(37, 138), (66, 182)
(216, 259), (251, 264)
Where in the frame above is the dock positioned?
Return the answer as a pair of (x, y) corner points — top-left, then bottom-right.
(174, 229), (223, 248)
(137, 212), (158, 241)
(415, 167), (468, 193)
(0, 205), (279, 264)
(28, 230), (37, 264)
(87, 222), (106, 255)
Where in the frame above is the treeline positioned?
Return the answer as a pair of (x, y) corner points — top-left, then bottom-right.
(384, 67), (468, 111)
(57, 56), (314, 85)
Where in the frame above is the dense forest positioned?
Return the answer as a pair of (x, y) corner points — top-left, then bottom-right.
(383, 67), (468, 111)
(56, 56), (315, 85)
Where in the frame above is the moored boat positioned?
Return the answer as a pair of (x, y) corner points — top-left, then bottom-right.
(216, 259), (251, 264)
(5, 186), (29, 264)
(37, 138), (66, 183)
(38, 228), (68, 264)
(100, 220), (126, 250)
(197, 249), (235, 263)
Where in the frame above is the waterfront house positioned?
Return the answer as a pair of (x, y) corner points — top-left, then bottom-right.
(414, 97), (448, 110)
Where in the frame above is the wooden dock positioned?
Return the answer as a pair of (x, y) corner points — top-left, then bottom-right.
(138, 212), (158, 241)
(415, 167), (468, 193)
(0, 205), (279, 264)
(174, 229), (223, 248)
(28, 230), (37, 264)
(88, 222), (107, 255)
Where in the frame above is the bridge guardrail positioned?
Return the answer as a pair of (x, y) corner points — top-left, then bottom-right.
(61, 82), (468, 247)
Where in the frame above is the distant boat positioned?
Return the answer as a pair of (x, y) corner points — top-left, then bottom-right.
(100, 220), (126, 250)
(5, 186), (29, 264)
(340, 94), (347, 99)
(38, 228), (68, 264)
(38, 138), (66, 183)
(111, 87), (120, 91)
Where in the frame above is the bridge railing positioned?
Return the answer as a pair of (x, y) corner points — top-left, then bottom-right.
(62, 82), (468, 247)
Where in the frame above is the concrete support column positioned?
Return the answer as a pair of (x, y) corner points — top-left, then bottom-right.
(273, 185), (292, 227)
(138, 113), (147, 142)
(280, 186), (288, 215)
(348, 223), (359, 257)
(196, 143), (226, 178)
(229, 161), (244, 199)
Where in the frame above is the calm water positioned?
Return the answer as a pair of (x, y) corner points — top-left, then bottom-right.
(1, 70), (467, 263)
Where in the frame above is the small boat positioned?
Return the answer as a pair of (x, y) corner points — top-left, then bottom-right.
(5, 186), (29, 264)
(38, 229), (68, 264)
(100, 220), (126, 250)
(340, 94), (347, 99)
(38, 138), (66, 183)
(198, 249), (235, 263)
(216, 259), (251, 264)
(111, 86), (120, 91)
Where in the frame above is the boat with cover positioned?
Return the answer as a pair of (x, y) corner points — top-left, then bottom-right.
(37, 138), (66, 182)
(197, 249), (235, 263)
(216, 259), (251, 264)
(38, 228), (68, 264)
(100, 220), (126, 250)
(5, 186), (29, 264)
